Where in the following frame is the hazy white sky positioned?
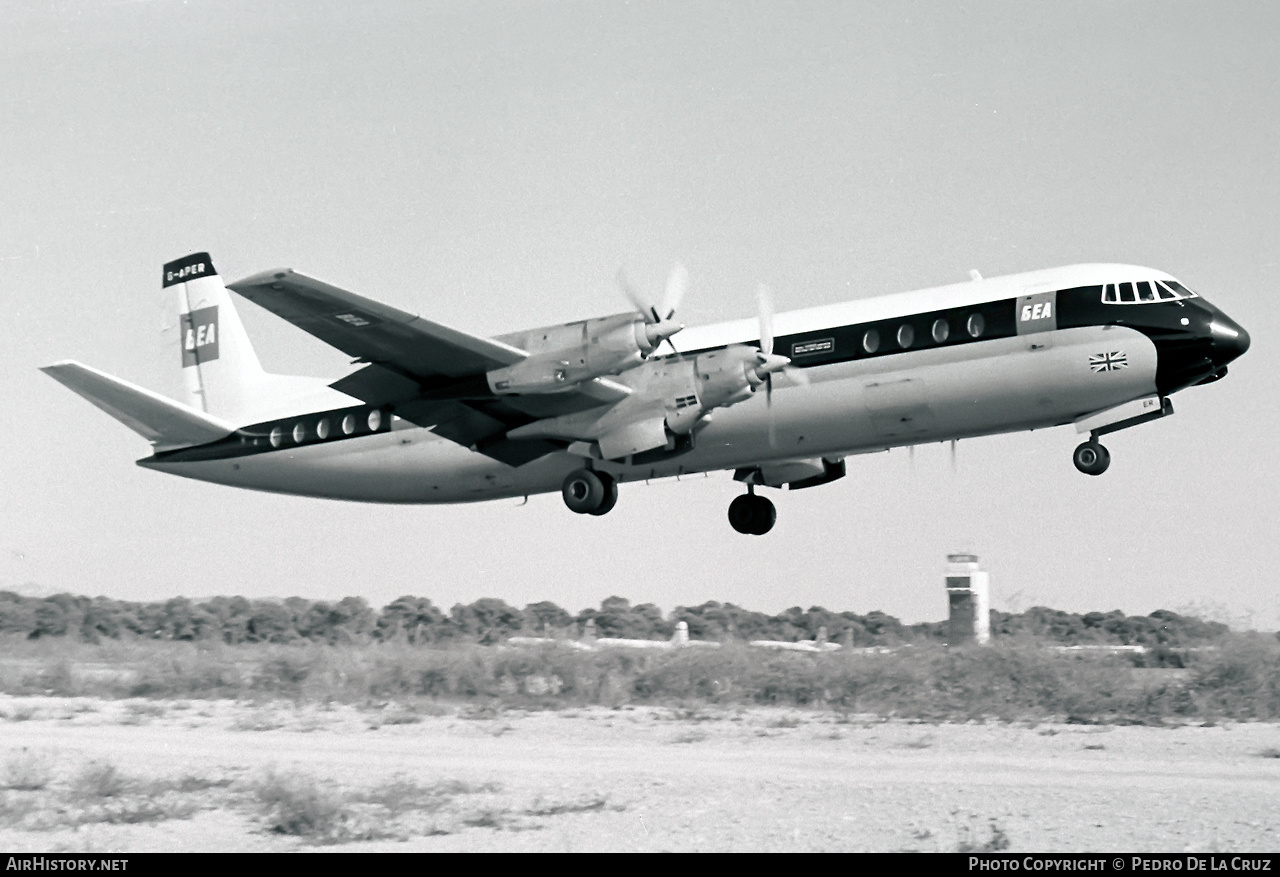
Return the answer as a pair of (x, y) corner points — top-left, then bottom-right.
(3, 1), (1277, 626)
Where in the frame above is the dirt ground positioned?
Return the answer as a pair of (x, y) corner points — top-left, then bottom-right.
(0, 695), (1277, 852)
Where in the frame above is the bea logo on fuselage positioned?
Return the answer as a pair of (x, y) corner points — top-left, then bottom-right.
(180, 306), (219, 367)
(1020, 301), (1053, 321)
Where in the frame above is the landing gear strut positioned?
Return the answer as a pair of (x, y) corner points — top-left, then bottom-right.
(562, 468), (618, 515)
(728, 486), (776, 535)
(1073, 440), (1111, 476)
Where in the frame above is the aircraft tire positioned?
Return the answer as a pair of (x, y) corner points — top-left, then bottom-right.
(749, 495), (777, 535)
(589, 473), (618, 516)
(1073, 441), (1111, 476)
(729, 494), (777, 535)
(562, 469), (606, 513)
(728, 495), (757, 534)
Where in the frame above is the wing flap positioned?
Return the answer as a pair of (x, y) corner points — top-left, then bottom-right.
(41, 361), (235, 451)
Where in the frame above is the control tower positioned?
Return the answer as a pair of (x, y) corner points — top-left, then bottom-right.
(945, 553), (990, 645)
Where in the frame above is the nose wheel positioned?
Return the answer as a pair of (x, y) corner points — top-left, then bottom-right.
(562, 469), (619, 515)
(1073, 440), (1111, 476)
(728, 489), (776, 535)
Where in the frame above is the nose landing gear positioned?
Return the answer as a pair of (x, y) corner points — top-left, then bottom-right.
(728, 486), (776, 535)
(1072, 440), (1111, 476)
(562, 468), (619, 515)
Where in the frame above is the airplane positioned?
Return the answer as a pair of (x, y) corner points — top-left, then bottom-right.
(42, 252), (1249, 535)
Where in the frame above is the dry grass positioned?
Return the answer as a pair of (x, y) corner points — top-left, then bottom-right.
(954, 814), (1012, 852)
(0, 633), (1276, 724)
(4, 750), (54, 791)
(4, 756), (203, 830)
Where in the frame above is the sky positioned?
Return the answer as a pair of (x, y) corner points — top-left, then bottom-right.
(3, 0), (1277, 627)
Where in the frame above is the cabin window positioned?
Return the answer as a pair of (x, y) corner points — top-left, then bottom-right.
(1156, 282), (1178, 300)
(293, 422), (306, 443)
(368, 410), (383, 431)
(897, 324), (914, 349)
(862, 329), (880, 354)
(1102, 284), (1117, 303)
(967, 313), (985, 338)
(931, 318), (949, 343)
(317, 418), (331, 440)
(1136, 281), (1156, 302)
(1118, 282), (1136, 303)
(342, 414), (357, 435)
(269, 426), (284, 448)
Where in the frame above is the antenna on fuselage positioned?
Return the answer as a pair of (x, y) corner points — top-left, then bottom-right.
(969, 269), (982, 282)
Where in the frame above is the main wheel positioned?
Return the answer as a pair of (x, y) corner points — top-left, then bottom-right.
(588, 472), (618, 516)
(728, 495), (757, 533)
(748, 495), (777, 534)
(728, 494), (777, 535)
(562, 469), (606, 513)
(1073, 441), (1111, 476)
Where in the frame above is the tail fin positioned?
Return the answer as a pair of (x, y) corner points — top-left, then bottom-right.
(166, 252), (268, 421)
(41, 360), (234, 452)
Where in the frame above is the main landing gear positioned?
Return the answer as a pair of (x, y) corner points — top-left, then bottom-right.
(561, 468), (619, 516)
(728, 486), (776, 535)
(1072, 440), (1111, 476)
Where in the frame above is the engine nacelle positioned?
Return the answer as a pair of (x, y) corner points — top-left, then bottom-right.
(689, 346), (768, 414)
(486, 313), (680, 395)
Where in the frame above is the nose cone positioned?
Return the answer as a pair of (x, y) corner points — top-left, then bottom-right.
(1210, 314), (1250, 367)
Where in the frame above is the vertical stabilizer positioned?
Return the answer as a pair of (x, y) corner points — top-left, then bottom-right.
(165, 252), (267, 420)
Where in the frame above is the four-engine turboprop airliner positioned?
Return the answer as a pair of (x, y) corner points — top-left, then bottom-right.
(42, 252), (1249, 534)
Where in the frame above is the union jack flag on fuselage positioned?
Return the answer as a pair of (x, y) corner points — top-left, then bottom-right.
(1090, 351), (1128, 372)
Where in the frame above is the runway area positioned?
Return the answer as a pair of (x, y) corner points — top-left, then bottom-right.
(0, 696), (1277, 852)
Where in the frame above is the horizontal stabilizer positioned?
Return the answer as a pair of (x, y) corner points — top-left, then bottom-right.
(41, 361), (235, 451)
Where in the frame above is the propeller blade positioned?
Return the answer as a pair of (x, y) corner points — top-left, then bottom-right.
(616, 268), (652, 321)
(660, 262), (688, 322)
(619, 263), (688, 325)
(756, 283), (775, 356)
(783, 365), (809, 387)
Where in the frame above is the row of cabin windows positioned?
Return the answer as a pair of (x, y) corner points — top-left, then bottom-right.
(1102, 279), (1198, 304)
(860, 312), (986, 354)
(267, 409), (384, 448)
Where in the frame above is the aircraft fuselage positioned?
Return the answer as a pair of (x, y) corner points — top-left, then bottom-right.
(138, 263), (1249, 505)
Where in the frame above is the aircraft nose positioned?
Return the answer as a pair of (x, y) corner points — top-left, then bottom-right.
(1210, 314), (1250, 366)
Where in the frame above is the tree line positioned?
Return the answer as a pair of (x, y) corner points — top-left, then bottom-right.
(0, 590), (1232, 647)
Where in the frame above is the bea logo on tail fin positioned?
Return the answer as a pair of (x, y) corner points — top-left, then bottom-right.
(180, 306), (219, 367)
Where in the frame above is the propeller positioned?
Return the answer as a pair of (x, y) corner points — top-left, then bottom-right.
(753, 283), (803, 448)
(617, 263), (687, 353)
(752, 283), (808, 403)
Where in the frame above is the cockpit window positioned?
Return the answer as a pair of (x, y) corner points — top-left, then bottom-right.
(1102, 278), (1199, 304)
(1161, 280), (1199, 299)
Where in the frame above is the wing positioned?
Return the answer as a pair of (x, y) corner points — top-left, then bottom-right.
(227, 268), (626, 463)
(228, 268), (527, 379)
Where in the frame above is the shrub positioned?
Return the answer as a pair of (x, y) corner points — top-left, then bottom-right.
(254, 771), (347, 839)
(4, 750), (54, 791)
